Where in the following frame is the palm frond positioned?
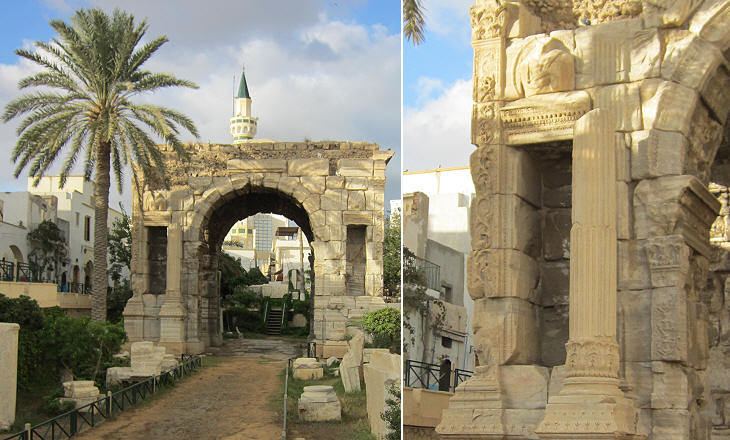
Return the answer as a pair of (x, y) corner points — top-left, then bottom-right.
(403, 0), (426, 45)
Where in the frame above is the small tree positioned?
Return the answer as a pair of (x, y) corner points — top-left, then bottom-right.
(383, 212), (401, 297)
(362, 307), (400, 353)
(27, 220), (68, 282)
(108, 205), (131, 284)
(381, 383), (401, 440)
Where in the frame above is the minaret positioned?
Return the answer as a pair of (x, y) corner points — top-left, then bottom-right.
(230, 68), (257, 143)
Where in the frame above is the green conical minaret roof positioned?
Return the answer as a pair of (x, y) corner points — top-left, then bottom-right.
(236, 69), (251, 99)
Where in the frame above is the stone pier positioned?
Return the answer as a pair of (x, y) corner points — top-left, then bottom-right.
(0, 323), (19, 431)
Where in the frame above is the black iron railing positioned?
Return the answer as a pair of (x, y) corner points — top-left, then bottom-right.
(404, 359), (473, 392)
(66, 283), (89, 295)
(404, 253), (441, 291)
(0, 262), (59, 285)
(454, 368), (473, 389)
(2, 355), (203, 440)
(0, 261), (14, 281)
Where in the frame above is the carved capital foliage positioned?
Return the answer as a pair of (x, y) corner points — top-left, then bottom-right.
(565, 337), (620, 379)
(470, 2), (507, 41)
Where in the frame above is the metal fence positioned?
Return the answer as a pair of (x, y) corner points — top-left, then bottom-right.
(0, 262), (68, 287)
(403, 253), (441, 291)
(3, 355), (203, 440)
(404, 359), (472, 392)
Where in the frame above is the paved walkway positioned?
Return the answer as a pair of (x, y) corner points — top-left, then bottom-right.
(78, 337), (304, 440)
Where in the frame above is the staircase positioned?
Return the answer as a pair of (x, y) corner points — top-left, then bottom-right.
(265, 308), (283, 335)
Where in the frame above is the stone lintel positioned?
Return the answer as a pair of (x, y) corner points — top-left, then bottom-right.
(500, 91), (591, 145)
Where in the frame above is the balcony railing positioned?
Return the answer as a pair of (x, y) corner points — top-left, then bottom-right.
(0, 261), (90, 294)
(404, 252), (441, 291)
(404, 359), (473, 392)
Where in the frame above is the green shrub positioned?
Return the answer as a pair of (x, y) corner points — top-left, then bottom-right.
(362, 308), (400, 353)
(381, 384), (401, 440)
(223, 307), (264, 332)
(0, 295), (126, 389)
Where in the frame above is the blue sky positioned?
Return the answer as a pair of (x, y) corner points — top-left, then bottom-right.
(0, 0), (401, 205)
(402, 0), (474, 171)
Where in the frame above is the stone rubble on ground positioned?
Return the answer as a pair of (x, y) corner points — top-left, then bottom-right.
(106, 341), (180, 388)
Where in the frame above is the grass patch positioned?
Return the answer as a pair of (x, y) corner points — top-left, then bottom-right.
(271, 365), (375, 440)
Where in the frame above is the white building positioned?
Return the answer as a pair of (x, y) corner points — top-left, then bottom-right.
(402, 167), (476, 375)
(271, 226), (311, 288)
(29, 176), (124, 290)
(222, 213), (291, 272)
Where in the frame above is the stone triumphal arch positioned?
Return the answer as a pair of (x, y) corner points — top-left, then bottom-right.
(437, 0), (730, 439)
(123, 141), (393, 357)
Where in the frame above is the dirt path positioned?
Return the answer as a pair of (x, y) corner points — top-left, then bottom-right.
(78, 338), (303, 440)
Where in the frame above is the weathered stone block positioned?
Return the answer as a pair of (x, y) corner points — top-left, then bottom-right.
(651, 287), (689, 362)
(500, 365), (549, 409)
(540, 305), (568, 367)
(619, 290), (652, 362)
(336, 159), (373, 177)
(345, 177), (368, 190)
(591, 83), (642, 132)
(652, 361), (691, 409)
(540, 262), (569, 306)
(300, 176), (326, 195)
(543, 209), (571, 261)
(630, 130), (688, 179)
(640, 79), (698, 137)
(473, 297), (540, 365)
(227, 159), (287, 173)
(287, 158), (329, 176)
(348, 191), (366, 210)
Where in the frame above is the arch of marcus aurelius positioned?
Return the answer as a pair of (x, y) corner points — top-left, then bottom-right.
(122, 141), (393, 358)
(436, 0), (730, 439)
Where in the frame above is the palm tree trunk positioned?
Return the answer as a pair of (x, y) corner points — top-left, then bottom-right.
(91, 141), (111, 321)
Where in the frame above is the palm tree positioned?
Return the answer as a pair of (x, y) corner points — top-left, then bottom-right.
(3, 8), (199, 321)
(403, 0), (426, 45)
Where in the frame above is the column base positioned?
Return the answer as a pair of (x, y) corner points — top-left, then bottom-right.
(536, 385), (644, 440)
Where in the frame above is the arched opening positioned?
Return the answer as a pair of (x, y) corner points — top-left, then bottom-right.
(60, 272), (67, 292)
(84, 261), (93, 291)
(9, 245), (23, 264)
(72, 264), (80, 285)
(197, 186), (316, 346)
(438, 358), (452, 392)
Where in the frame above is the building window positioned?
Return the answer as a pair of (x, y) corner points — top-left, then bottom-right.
(441, 336), (453, 349)
(75, 212), (80, 227)
(84, 216), (91, 241)
(442, 284), (453, 303)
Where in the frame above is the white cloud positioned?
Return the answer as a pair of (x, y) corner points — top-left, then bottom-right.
(422, 0), (472, 40)
(403, 78), (472, 171)
(0, 4), (401, 206)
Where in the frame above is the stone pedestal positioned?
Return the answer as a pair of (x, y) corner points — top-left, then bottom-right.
(60, 381), (102, 411)
(293, 358), (324, 381)
(0, 323), (19, 430)
(298, 385), (341, 422)
(535, 110), (642, 439)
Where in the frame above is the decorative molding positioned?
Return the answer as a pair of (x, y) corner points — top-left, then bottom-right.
(500, 91), (590, 145)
